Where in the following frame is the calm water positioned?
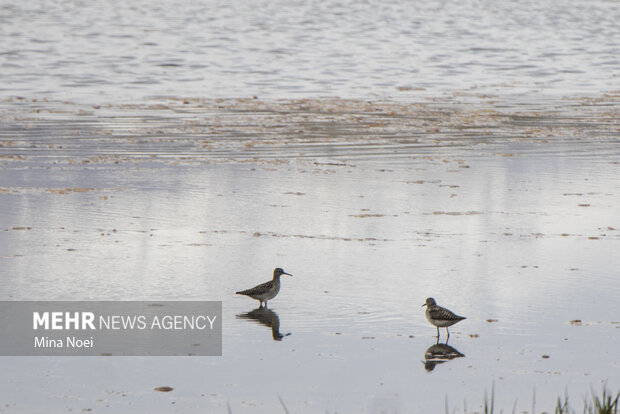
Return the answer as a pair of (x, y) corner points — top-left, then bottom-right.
(1, 0), (619, 103)
(1, 0), (620, 412)
(1, 97), (619, 412)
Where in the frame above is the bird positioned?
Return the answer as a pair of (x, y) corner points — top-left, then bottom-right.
(422, 297), (466, 338)
(236, 268), (293, 307)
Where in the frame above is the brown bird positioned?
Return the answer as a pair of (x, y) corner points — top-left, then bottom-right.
(236, 268), (293, 307)
(422, 297), (466, 338)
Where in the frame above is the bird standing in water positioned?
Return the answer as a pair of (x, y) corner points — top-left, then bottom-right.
(236, 268), (293, 307)
(422, 297), (466, 338)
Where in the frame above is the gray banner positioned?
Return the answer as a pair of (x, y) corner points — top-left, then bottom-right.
(0, 301), (222, 356)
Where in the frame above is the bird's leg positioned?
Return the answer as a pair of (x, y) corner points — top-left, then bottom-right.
(260, 301), (264, 308)
(436, 326), (440, 338)
(446, 327), (450, 340)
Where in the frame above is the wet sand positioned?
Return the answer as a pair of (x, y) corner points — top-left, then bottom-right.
(2, 93), (619, 164)
(1, 94), (619, 413)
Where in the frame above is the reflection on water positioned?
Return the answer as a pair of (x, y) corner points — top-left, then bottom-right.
(236, 307), (290, 341)
(424, 339), (465, 372)
(0, 97), (619, 412)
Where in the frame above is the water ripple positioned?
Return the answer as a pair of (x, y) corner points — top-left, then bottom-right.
(1, 0), (619, 102)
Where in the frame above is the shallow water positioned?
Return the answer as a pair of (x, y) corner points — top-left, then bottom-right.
(1, 0), (619, 103)
(1, 96), (619, 412)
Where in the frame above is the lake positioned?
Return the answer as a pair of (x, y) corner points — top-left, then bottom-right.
(1, 0), (619, 411)
(1, 95), (619, 412)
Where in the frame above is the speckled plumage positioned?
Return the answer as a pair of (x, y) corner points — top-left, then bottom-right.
(236, 268), (292, 307)
(423, 297), (466, 338)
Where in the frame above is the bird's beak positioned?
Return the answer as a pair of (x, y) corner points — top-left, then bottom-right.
(284, 272), (293, 277)
(421, 303), (427, 307)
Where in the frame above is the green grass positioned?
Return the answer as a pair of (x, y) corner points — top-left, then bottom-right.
(553, 386), (619, 414)
(457, 386), (620, 414)
(575, 387), (618, 414)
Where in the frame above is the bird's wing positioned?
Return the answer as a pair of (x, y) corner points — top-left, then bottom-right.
(428, 306), (465, 321)
(236, 280), (273, 296)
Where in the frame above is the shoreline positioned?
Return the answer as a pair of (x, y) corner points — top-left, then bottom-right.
(2, 92), (619, 166)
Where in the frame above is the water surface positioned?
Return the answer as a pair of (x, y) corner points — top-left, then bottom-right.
(1, 0), (619, 103)
(1, 96), (619, 413)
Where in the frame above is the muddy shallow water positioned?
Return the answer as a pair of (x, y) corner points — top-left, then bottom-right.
(1, 96), (619, 413)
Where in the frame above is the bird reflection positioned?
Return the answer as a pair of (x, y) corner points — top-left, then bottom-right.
(423, 339), (465, 371)
(236, 307), (290, 341)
